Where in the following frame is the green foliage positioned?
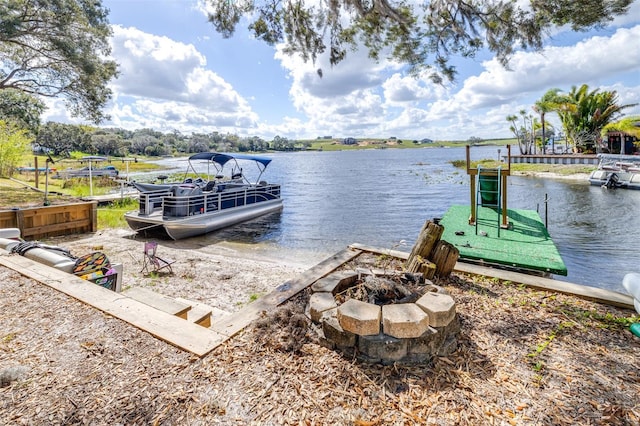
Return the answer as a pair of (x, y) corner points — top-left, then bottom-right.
(602, 115), (640, 139)
(0, 120), (32, 176)
(553, 84), (637, 152)
(506, 110), (537, 155)
(533, 88), (563, 149)
(36, 122), (93, 156)
(562, 307), (639, 330)
(97, 198), (139, 229)
(204, 0), (632, 82)
(0, 0), (118, 123)
(527, 321), (574, 373)
(0, 89), (45, 135)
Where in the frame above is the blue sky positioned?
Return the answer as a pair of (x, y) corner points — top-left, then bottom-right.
(43, 0), (640, 141)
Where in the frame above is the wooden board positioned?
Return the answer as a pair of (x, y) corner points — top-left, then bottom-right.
(0, 252), (226, 357)
(453, 262), (634, 309)
(349, 243), (635, 310)
(124, 287), (191, 319)
(1, 246), (363, 356)
(211, 247), (362, 338)
(175, 297), (216, 328)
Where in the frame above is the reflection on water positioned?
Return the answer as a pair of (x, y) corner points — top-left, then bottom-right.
(149, 147), (640, 292)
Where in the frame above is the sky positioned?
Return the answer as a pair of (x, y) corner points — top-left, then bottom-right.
(43, 0), (640, 141)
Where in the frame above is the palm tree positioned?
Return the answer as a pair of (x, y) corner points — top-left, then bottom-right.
(553, 84), (637, 153)
(533, 88), (562, 154)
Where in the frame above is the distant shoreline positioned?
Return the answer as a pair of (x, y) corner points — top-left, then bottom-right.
(512, 171), (590, 181)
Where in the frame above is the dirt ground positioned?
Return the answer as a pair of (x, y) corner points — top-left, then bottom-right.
(0, 230), (639, 425)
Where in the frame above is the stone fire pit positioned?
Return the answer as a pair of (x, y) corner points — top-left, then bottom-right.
(307, 269), (460, 365)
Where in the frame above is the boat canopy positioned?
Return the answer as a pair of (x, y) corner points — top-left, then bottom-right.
(188, 152), (272, 167)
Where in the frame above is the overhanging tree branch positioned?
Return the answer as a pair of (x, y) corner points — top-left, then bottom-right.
(0, 0), (118, 124)
(205, 0), (632, 81)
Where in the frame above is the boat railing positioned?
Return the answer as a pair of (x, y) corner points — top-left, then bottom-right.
(138, 189), (173, 215)
(161, 184), (281, 218)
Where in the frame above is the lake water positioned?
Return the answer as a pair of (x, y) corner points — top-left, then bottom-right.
(148, 147), (640, 292)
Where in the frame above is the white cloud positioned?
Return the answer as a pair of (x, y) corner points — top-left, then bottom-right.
(272, 16), (638, 140)
(102, 25), (258, 132)
(40, 9), (640, 141)
(421, 25), (640, 138)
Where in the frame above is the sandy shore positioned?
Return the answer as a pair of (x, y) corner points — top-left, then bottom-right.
(41, 228), (311, 314)
(512, 171), (591, 181)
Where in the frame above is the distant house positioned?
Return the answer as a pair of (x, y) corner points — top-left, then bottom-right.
(420, 138), (434, 144)
(604, 131), (638, 155)
(342, 137), (357, 145)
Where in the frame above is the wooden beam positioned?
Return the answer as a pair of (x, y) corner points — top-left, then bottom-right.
(349, 243), (409, 260)
(0, 246), (364, 355)
(348, 243), (634, 310)
(0, 252), (226, 357)
(211, 247), (362, 338)
(453, 262), (634, 309)
(124, 287), (191, 319)
(21, 219), (91, 237)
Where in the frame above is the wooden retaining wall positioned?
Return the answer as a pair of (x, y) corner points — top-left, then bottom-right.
(0, 202), (97, 240)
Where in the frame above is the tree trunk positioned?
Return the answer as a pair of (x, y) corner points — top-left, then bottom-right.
(405, 255), (436, 280)
(431, 240), (459, 278)
(405, 220), (443, 273)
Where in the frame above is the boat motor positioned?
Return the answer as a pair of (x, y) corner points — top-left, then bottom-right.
(603, 173), (622, 189)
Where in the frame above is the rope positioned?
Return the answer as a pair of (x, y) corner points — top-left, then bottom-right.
(10, 241), (74, 258)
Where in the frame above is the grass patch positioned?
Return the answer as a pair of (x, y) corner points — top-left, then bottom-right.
(97, 198), (139, 229)
(450, 159), (595, 175)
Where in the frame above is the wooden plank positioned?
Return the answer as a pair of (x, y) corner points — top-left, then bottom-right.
(0, 252), (226, 357)
(211, 247), (362, 338)
(175, 297), (216, 328)
(453, 262), (634, 309)
(349, 243), (409, 260)
(124, 287), (191, 319)
(349, 243), (634, 310)
(21, 219), (91, 237)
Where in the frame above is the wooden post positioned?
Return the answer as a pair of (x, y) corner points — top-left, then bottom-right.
(405, 255), (436, 279)
(406, 220), (444, 273)
(34, 156), (39, 189)
(91, 202), (98, 232)
(15, 210), (24, 235)
(431, 240), (459, 278)
(467, 145), (477, 224)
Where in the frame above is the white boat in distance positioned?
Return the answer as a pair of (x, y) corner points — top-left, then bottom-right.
(588, 154), (640, 190)
(55, 156), (119, 179)
(125, 152), (283, 240)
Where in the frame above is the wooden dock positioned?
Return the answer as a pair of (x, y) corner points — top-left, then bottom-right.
(82, 191), (138, 205)
(439, 204), (568, 276)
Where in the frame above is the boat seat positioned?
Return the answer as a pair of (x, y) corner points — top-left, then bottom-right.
(172, 184), (201, 196)
(141, 241), (175, 275)
(203, 180), (217, 192)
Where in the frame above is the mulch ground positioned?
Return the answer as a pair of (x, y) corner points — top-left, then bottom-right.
(1, 252), (639, 425)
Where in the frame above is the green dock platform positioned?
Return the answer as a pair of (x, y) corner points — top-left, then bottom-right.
(439, 205), (567, 276)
